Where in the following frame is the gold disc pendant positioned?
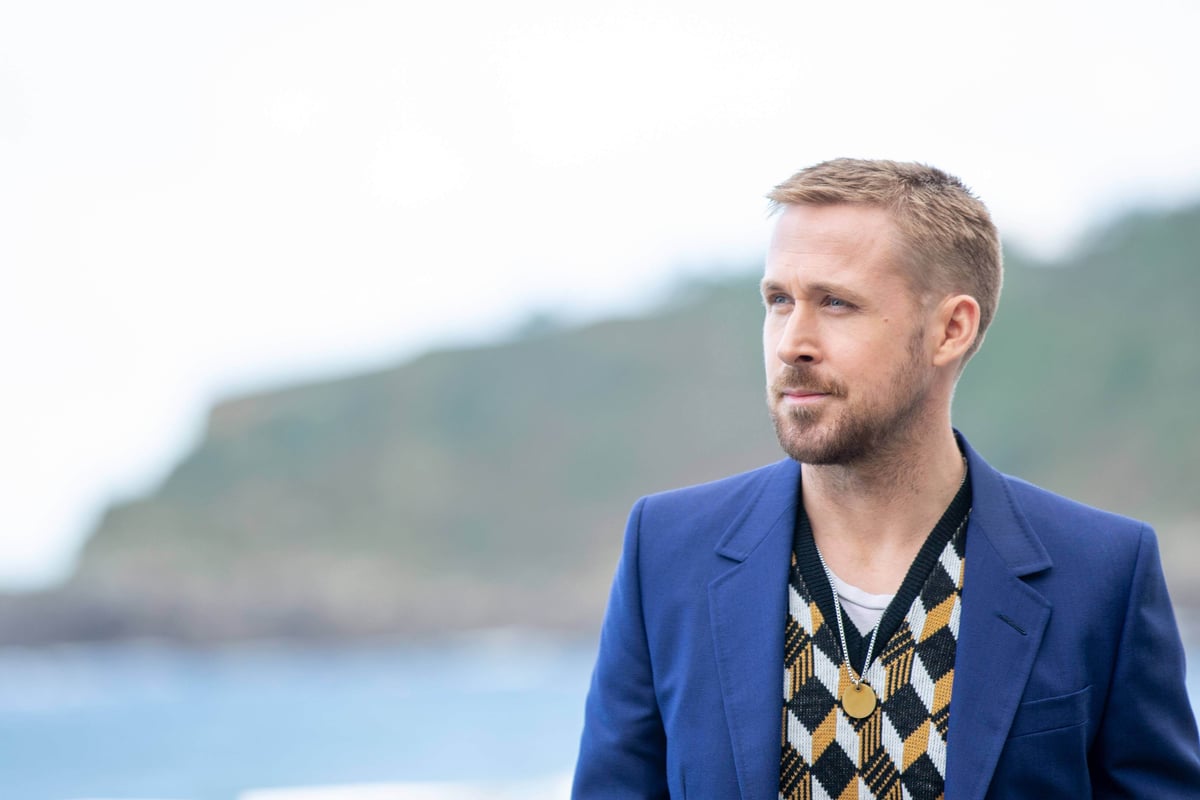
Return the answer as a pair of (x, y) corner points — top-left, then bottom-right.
(841, 682), (877, 718)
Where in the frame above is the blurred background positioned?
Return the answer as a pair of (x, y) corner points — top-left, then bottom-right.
(2, 1), (1198, 798)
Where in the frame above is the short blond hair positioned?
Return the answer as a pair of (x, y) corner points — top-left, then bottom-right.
(768, 158), (1002, 362)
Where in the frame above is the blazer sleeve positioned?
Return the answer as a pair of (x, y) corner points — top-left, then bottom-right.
(1089, 525), (1200, 798)
(572, 497), (670, 799)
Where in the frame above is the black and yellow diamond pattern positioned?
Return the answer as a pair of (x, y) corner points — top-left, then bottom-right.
(780, 528), (966, 800)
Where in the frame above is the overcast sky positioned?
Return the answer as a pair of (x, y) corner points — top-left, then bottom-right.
(3, 0), (1199, 588)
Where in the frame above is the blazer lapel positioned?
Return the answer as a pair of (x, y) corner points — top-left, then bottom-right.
(708, 458), (800, 800)
(946, 440), (1053, 800)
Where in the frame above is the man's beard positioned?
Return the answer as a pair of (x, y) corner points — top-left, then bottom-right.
(767, 334), (929, 466)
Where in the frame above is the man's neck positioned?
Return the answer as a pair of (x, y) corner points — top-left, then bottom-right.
(802, 425), (966, 595)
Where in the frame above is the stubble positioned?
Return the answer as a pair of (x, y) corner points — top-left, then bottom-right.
(767, 327), (929, 466)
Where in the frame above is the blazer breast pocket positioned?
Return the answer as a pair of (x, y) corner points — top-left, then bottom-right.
(1007, 684), (1091, 739)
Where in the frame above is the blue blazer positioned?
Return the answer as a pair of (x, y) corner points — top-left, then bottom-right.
(573, 437), (1200, 798)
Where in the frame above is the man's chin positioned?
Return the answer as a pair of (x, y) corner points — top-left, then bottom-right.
(779, 440), (830, 465)
(772, 419), (867, 466)
(772, 423), (829, 464)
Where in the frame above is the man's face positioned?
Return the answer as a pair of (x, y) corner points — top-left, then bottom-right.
(762, 203), (936, 465)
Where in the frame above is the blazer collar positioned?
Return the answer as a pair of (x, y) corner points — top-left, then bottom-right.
(713, 457), (801, 563)
(959, 433), (1052, 576)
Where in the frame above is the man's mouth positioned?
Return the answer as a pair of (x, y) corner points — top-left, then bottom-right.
(778, 388), (831, 405)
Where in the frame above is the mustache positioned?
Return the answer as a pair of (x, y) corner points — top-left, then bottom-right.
(770, 366), (846, 397)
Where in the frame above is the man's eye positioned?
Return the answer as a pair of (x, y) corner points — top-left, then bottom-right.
(824, 296), (852, 309)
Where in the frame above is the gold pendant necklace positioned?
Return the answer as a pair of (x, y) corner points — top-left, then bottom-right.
(814, 544), (881, 720)
(841, 681), (877, 718)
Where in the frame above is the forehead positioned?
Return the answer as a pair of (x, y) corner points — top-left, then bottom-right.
(764, 203), (907, 287)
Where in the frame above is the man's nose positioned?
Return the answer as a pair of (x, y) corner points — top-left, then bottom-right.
(774, 309), (821, 365)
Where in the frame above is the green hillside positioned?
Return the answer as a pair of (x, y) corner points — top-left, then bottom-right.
(1, 202), (1197, 644)
(955, 203), (1200, 517)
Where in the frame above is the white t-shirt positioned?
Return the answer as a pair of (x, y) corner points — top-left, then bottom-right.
(827, 569), (893, 637)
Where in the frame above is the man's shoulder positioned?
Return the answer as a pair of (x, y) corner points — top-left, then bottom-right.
(989, 468), (1152, 565)
(622, 459), (798, 576)
(963, 432), (1150, 550)
(630, 458), (798, 541)
(1000, 471), (1147, 532)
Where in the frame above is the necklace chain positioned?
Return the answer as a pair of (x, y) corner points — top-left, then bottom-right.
(815, 544), (876, 686)
(813, 459), (970, 689)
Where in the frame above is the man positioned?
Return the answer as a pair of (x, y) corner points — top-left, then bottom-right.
(572, 159), (1200, 799)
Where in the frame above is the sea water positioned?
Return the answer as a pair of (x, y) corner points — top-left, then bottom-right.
(0, 632), (594, 800)
(0, 631), (1197, 800)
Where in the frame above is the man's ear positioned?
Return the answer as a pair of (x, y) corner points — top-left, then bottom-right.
(931, 294), (981, 368)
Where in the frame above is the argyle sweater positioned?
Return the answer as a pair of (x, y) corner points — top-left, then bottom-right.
(780, 474), (971, 800)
